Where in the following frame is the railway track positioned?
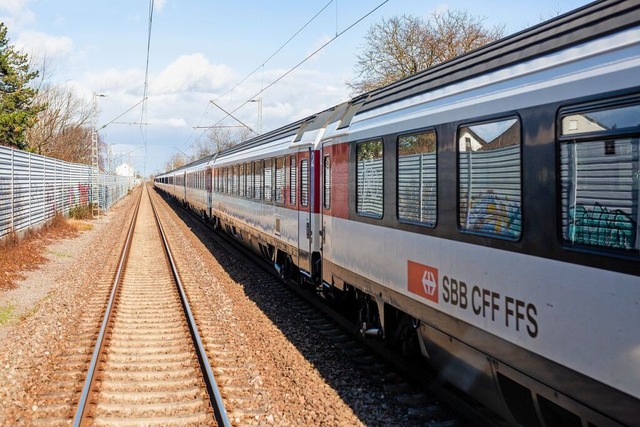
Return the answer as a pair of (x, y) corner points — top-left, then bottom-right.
(71, 185), (228, 426)
(159, 190), (500, 426)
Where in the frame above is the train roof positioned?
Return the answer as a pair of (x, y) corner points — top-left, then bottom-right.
(159, 0), (639, 175)
(355, 0), (640, 114)
(156, 153), (216, 178)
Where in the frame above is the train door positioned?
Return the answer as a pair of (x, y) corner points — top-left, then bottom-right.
(297, 148), (313, 281)
(320, 139), (348, 292)
(182, 171), (187, 202)
(205, 167), (212, 218)
(320, 143), (330, 275)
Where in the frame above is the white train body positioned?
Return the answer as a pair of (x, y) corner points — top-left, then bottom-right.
(155, 2), (640, 425)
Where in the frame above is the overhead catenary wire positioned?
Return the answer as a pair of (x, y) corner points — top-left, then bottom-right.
(217, 0), (335, 102)
(140, 0), (154, 175)
(186, 0), (335, 150)
(194, 0), (389, 143)
(100, 98), (147, 130)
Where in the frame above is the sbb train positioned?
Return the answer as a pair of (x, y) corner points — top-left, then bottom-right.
(155, 2), (640, 425)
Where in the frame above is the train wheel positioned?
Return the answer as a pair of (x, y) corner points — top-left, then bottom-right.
(357, 293), (381, 337)
(277, 255), (292, 282)
(393, 316), (420, 358)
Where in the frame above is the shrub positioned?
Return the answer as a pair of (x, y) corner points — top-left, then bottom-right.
(68, 204), (93, 220)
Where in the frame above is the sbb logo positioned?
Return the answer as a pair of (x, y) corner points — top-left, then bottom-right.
(408, 261), (438, 303)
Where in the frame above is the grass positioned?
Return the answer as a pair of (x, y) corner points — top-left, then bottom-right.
(0, 213), (81, 291)
(68, 204), (94, 220)
(0, 305), (15, 325)
(67, 219), (93, 232)
(47, 250), (72, 258)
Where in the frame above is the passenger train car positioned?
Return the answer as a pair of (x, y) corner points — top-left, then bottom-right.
(155, 2), (640, 425)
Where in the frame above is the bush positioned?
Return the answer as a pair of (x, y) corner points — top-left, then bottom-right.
(68, 204), (94, 220)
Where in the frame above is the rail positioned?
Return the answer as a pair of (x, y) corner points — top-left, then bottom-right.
(72, 186), (143, 426)
(73, 184), (229, 426)
(149, 187), (231, 427)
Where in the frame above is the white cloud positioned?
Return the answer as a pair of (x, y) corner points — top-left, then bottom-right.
(15, 30), (73, 59)
(150, 53), (235, 95)
(0, 0), (30, 17)
(0, 0), (35, 29)
(83, 68), (145, 96)
(155, 0), (167, 12)
(149, 117), (187, 128)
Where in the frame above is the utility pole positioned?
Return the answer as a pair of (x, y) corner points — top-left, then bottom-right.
(249, 98), (263, 135)
(91, 92), (106, 218)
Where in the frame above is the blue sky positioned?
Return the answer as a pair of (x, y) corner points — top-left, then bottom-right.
(1, 0), (590, 176)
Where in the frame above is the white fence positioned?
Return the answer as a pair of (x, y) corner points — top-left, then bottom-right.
(0, 145), (136, 239)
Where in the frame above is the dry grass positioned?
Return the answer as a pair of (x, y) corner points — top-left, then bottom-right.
(0, 215), (86, 291)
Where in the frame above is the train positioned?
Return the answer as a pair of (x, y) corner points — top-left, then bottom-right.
(154, 2), (640, 425)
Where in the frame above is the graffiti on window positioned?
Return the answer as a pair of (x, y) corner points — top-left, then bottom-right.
(568, 202), (636, 250)
(464, 191), (521, 238)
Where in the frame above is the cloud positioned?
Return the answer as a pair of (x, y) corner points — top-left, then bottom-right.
(148, 117), (187, 128)
(15, 30), (73, 59)
(155, 0), (167, 12)
(150, 53), (235, 95)
(0, 0), (35, 29)
(83, 68), (145, 96)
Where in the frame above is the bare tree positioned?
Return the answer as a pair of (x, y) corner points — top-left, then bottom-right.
(348, 10), (504, 95)
(201, 127), (253, 158)
(25, 82), (94, 163)
(164, 152), (187, 172)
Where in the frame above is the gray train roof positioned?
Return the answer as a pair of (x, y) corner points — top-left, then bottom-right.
(355, 0), (640, 114)
(160, 0), (639, 176)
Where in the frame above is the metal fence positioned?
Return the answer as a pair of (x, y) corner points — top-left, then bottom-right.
(0, 145), (136, 240)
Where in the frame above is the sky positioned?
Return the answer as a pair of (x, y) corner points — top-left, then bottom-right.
(1, 0), (591, 176)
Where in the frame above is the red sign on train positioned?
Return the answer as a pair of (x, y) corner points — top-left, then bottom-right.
(408, 261), (439, 303)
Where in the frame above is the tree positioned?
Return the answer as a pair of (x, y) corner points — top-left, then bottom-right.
(347, 11), (504, 95)
(26, 82), (95, 163)
(0, 22), (43, 149)
(164, 123), (252, 172)
(202, 126), (253, 157)
(164, 152), (187, 172)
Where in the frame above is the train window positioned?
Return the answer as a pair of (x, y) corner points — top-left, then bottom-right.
(264, 159), (273, 202)
(222, 168), (227, 194)
(356, 139), (383, 218)
(245, 162), (253, 198)
(458, 118), (522, 239)
(275, 157), (285, 204)
(300, 159), (309, 207)
(397, 130), (437, 226)
(559, 102), (640, 253)
(290, 155), (297, 205)
(254, 161), (263, 200)
(232, 165), (238, 195)
(239, 164), (245, 197)
(323, 155), (331, 209)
